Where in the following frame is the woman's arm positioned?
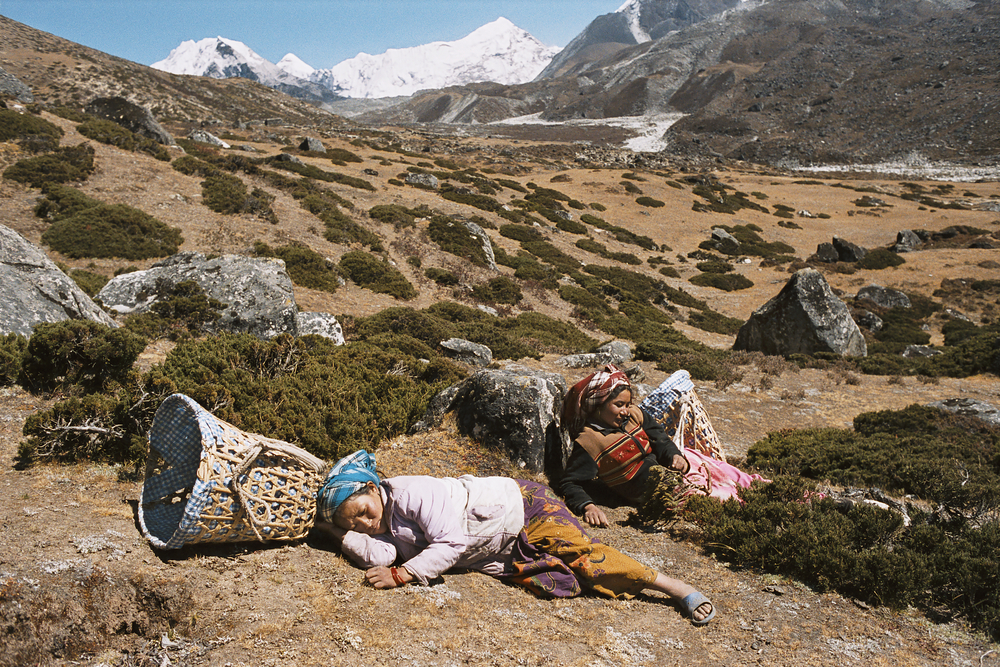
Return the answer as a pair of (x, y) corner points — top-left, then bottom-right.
(388, 479), (467, 585)
(558, 444), (608, 525)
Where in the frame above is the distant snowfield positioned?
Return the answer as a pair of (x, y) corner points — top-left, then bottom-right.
(793, 155), (1000, 183)
(492, 112), (686, 153)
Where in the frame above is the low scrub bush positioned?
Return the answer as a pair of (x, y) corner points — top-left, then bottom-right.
(123, 280), (226, 341)
(428, 216), (490, 267)
(555, 217), (587, 234)
(254, 242), (339, 293)
(857, 248), (906, 270)
(472, 276), (523, 305)
(687, 309), (744, 335)
(266, 157), (375, 191)
(19, 333), (464, 466)
(636, 196), (665, 208)
(19, 320), (146, 395)
(369, 204), (427, 228)
(677, 405), (1000, 639)
(689, 272), (754, 292)
(201, 173), (278, 222)
(0, 334), (28, 386)
(76, 118), (170, 160)
(38, 185), (182, 260)
(3, 143), (96, 187)
(424, 267), (459, 286)
(300, 192), (381, 250)
(68, 268), (109, 297)
(0, 108), (63, 141)
(328, 147), (363, 164)
(339, 251), (417, 300)
(702, 224), (795, 259)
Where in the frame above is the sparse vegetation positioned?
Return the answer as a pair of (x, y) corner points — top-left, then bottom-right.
(76, 118), (170, 160)
(339, 250), (417, 300)
(253, 242), (339, 293)
(3, 143), (96, 187)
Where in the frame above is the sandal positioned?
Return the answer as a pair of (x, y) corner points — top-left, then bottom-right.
(681, 591), (716, 626)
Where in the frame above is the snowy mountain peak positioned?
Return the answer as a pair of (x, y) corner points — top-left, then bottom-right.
(616, 0), (652, 43)
(308, 17), (560, 99)
(276, 53), (315, 80)
(151, 36), (288, 86)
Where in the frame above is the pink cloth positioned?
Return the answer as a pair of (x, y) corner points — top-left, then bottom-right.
(680, 448), (769, 503)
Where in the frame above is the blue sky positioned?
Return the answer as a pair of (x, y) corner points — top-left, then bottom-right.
(1, 1), (623, 67)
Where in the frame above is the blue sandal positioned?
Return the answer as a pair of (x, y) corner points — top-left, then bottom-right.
(681, 591), (716, 626)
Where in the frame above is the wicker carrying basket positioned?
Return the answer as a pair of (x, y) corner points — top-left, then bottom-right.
(139, 394), (327, 549)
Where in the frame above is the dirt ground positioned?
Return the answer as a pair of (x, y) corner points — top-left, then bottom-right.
(2, 111), (1000, 666)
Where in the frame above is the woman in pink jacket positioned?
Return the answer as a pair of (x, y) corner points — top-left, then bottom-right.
(314, 450), (715, 625)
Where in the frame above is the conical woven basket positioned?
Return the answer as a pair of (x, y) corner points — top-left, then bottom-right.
(139, 394), (327, 550)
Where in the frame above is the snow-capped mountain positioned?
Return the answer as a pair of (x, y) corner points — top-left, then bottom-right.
(304, 17), (560, 99)
(151, 37), (341, 104)
(151, 18), (559, 102)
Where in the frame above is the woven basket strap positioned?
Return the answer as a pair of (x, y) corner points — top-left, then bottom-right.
(671, 398), (693, 451)
(229, 441), (267, 542)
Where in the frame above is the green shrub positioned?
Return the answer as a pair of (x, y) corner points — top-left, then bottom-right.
(19, 320), (146, 395)
(497, 179), (528, 193)
(857, 248), (906, 270)
(695, 260), (734, 274)
(19, 333), (463, 466)
(69, 268), (109, 297)
(689, 272), (754, 292)
(3, 143), (96, 187)
(201, 173), (278, 223)
(636, 196), (665, 208)
(687, 309), (744, 334)
(578, 214), (657, 250)
(559, 284), (614, 322)
(555, 217), (587, 234)
(369, 204), (425, 228)
(472, 276), (523, 305)
(299, 192), (381, 250)
(0, 334), (28, 387)
(704, 224), (795, 258)
(39, 189), (182, 260)
(0, 108), (63, 141)
(123, 280), (226, 341)
(499, 224), (543, 243)
(76, 118), (170, 160)
(328, 147), (363, 164)
(428, 216), (490, 266)
(171, 154), (217, 177)
(339, 251), (417, 300)
(254, 242), (339, 293)
(266, 157), (375, 191)
(424, 267), (459, 286)
(522, 240), (580, 274)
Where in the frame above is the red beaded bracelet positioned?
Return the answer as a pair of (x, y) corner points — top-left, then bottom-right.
(390, 567), (406, 586)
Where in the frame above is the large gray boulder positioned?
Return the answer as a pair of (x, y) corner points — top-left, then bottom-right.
(413, 367), (570, 476)
(85, 97), (174, 145)
(892, 229), (923, 253)
(832, 236), (867, 263)
(96, 252), (297, 339)
(295, 312), (344, 344)
(439, 338), (492, 368)
(0, 225), (118, 336)
(857, 285), (911, 310)
(733, 268), (867, 357)
(927, 398), (1000, 427)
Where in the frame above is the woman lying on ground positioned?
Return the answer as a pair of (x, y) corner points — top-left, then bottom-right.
(312, 450), (715, 625)
(560, 364), (767, 528)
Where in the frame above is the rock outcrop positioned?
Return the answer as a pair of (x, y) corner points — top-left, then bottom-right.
(96, 252), (297, 339)
(413, 367), (570, 476)
(733, 268), (867, 357)
(85, 97), (174, 145)
(0, 225), (118, 336)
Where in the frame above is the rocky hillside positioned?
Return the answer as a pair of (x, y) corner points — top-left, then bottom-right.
(357, 0), (999, 166)
(2, 14), (1000, 667)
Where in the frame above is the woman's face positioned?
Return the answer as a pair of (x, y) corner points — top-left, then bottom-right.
(334, 483), (387, 535)
(595, 388), (632, 428)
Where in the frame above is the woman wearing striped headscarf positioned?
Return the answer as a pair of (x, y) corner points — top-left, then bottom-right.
(312, 449), (715, 625)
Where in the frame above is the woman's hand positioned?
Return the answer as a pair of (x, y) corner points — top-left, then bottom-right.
(670, 454), (690, 474)
(583, 503), (610, 528)
(365, 565), (412, 588)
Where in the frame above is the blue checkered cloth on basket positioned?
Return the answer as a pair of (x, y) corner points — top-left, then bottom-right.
(638, 370), (694, 421)
(139, 394), (246, 549)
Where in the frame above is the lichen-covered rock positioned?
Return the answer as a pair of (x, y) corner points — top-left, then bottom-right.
(927, 397), (1000, 426)
(892, 229), (922, 253)
(187, 129), (229, 148)
(857, 285), (911, 309)
(734, 268), (867, 357)
(296, 312), (344, 344)
(0, 225), (118, 336)
(413, 367), (570, 476)
(96, 252), (297, 339)
(439, 338), (492, 367)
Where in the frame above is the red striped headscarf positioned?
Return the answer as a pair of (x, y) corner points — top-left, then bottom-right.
(562, 364), (632, 438)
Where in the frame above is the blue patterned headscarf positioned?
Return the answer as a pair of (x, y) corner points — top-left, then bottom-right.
(317, 450), (381, 523)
